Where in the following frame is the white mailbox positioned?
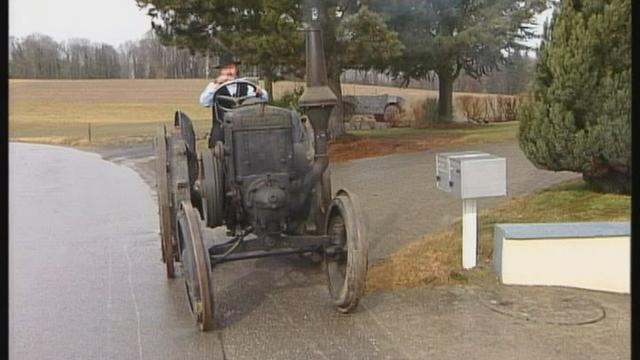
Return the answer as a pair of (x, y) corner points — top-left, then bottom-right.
(435, 151), (507, 269)
(436, 151), (486, 194)
(449, 154), (507, 199)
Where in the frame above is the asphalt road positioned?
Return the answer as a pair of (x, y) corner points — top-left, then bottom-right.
(10, 142), (629, 360)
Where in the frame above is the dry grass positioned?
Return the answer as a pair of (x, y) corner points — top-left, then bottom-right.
(274, 81), (500, 123)
(329, 122), (518, 162)
(366, 178), (631, 293)
(277, 80), (500, 102)
(455, 94), (522, 123)
(9, 79), (512, 148)
(9, 79), (212, 130)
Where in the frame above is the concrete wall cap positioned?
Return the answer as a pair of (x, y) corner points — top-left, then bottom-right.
(494, 222), (630, 240)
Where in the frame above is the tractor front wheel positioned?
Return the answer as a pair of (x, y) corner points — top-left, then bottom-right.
(178, 201), (215, 331)
(324, 189), (369, 313)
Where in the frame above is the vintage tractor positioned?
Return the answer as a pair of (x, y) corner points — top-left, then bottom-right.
(154, 0), (369, 331)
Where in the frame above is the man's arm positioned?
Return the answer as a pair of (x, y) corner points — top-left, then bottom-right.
(199, 82), (217, 107)
(202, 79), (269, 107)
(256, 88), (269, 101)
(200, 75), (236, 107)
(246, 83), (268, 101)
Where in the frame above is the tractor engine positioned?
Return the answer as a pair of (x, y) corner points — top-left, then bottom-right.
(223, 104), (314, 237)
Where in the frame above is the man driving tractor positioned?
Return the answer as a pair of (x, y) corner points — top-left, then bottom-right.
(199, 53), (269, 146)
(199, 53), (268, 106)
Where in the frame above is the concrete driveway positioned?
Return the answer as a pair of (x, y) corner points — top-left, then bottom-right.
(99, 141), (581, 261)
(9, 142), (629, 359)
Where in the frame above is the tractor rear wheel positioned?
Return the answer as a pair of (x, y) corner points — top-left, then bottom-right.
(155, 125), (175, 278)
(167, 130), (192, 261)
(201, 143), (225, 228)
(324, 189), (369, 313)
(178, 201), (215, 331)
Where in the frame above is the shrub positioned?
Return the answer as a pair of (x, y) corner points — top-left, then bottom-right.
(457, 95), (522, 123)
(412, 97), (440, 126)
(517, 0), (630, 194)
(495, 96), (519, 122)
(271, 85), (304, 111)
(456, 95), (487, 124)
(485, 96), (498, 122)
(411, 101), (424, 125)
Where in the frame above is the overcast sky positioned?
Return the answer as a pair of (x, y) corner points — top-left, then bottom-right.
(9, 0), (554, 49)
(9, 0), (152, 46)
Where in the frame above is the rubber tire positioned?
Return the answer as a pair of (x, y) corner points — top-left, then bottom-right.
(324, 190), (368, 313)
(155, 125), (175, 278)
(383, 104), (401, 125)
(178, 202), (215, 331)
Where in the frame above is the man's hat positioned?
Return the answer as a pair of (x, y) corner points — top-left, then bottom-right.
(215, 53), (241, 69)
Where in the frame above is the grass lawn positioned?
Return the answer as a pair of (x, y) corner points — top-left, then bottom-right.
(9, 79), (213, 146)
(9, 79), (518, 158)
(366, 178), (631, 293)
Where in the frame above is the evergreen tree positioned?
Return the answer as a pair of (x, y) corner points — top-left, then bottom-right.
(223, 0), (304, 99)
(367, 0), (546, 121)
(135, 0), (402, 137)
(517, 0), (630, 193)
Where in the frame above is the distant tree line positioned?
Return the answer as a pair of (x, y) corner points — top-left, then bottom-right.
(10, 34), (119, 79)
(10, 30), (535, 95)
(9, 32), (212, 79)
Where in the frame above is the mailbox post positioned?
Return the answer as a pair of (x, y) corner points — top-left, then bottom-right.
(436, 151), (506, 269)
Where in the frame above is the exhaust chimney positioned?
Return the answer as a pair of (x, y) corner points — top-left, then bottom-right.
(298, 0), (336, 219)
(299, 0), (337, 128)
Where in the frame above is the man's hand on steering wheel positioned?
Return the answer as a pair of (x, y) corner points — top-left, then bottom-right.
(213, 76), (262, 96)
(215, 94), (258, 109)
(213, 79), (265, 112)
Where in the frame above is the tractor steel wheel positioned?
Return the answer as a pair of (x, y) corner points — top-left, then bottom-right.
(167, 130), (192, 261)
(175, 111), (199, 188)
(178, 202), (215, 331)
(324, 190), (369, 313)
(201, 143), (224, 228)
(155, 125), (175, 278)
(383, 104), (401, 125)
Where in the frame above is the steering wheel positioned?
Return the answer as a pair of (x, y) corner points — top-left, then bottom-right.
(213, 79), (264, 113)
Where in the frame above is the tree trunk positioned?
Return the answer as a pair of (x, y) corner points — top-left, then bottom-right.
(205, 51), (210, 79)
(263, 73), (273, 102)
(437, 70), (454, 122)
(583, 170), (630, 195)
